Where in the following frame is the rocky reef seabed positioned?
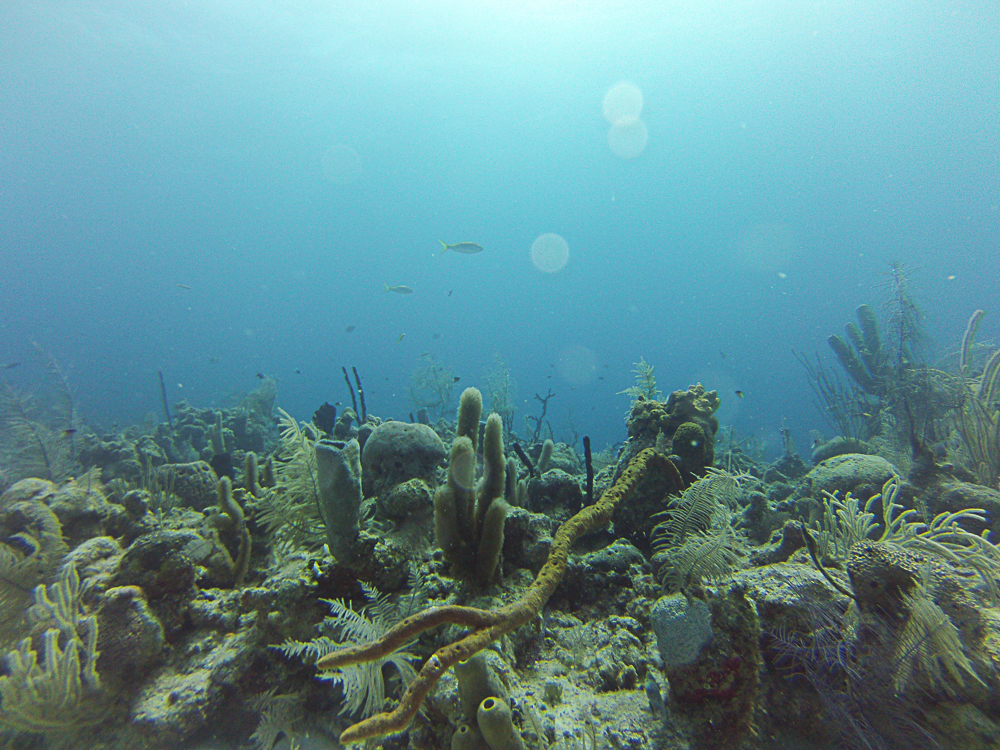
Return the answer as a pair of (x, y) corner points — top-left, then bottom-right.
(2, 311), (1000, 750)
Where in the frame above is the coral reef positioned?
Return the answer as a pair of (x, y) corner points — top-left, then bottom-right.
(6, 290), (1000, 750)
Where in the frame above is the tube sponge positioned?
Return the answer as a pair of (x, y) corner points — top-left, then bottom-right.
(244, 452), (261, 497)
(217, 476), (251, 587)
(476, 414), (506, 526)
(475, 498), (507, 586)
(537, 439), (554, 474)
(315, 438), (362, 561)
(454, 652), (508, 721)
(434, 403), (509, 586)
(477, 697), (524, 750)
(452, 723), (490, 750)
(457, 387), (483, 450)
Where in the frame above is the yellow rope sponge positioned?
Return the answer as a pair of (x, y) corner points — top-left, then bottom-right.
(317, 446), (672, 744)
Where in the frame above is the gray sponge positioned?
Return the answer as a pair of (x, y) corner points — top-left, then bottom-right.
(651, 593), (713, 667)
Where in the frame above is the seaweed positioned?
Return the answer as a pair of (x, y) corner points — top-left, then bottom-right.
(649, 468), (746, 593)
(951, 308), (1000, 486)
(0, 384), (78, 484)
(618, 357), (660, 405)
(255, 409), (327, 549)
(407, 353), (456, 420)
(276, 576), (425, 718)
(484, 353), (518, 438)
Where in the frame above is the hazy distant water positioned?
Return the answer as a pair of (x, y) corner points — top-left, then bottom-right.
(2, 1), (997, 455)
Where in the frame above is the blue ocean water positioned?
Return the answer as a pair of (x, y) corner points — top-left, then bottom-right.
(1, 1), (997, 455)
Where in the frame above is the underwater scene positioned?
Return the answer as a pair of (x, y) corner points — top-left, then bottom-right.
(1, 2), (999, 749)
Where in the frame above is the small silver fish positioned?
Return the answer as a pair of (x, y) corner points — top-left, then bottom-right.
(439, 240), (484, 255)
(384, 284), (414, 294)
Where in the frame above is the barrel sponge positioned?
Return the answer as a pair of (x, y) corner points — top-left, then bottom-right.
(477, 697), (525, 750)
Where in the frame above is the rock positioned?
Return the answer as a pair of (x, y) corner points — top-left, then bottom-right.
(123, 627), (260, 746)
(97, 585), (166, 691)
(811, 436), (876, 464)
(62, 535), (123, 589)
(502, 507), (556, 572)
(527, 469), (583, 515)
(0, 478), (57, 508)
(361, 420), (446, 496)
(377, 477), (433, 520)
(47, 475), (129, 548)
(113, 530), (206, 637)
(158, 462), (218, 511)
(793, 453), (898, 505)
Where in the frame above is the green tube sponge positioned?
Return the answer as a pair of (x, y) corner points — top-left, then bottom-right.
(315, 438), (362, 561)
(262, 455), (276, 488)
(477, 697), (524, 750)
(454, 652), (507, 721)
(504, 457), (517, 505)
(475, 499), (507, 586)
(457, 388), (483, 450)
(435, 485), (460, 559)
(244, 452), (261, 498)
(537, 439), (554, 474)
(217, 476), (251, 586)
(515, 478), (527, 507)
(856, 304), (882, 367)
(828, 334), (877, 393)
(452, 723), (490, 750)
(476, 414), (506, 526)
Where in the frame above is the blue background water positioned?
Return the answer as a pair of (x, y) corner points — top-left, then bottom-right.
(2, 1), (997, 455)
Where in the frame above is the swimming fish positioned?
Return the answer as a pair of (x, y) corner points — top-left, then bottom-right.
(453, 376), (461, 383)
(735, 390), (744, 398)
(398, 333), (406, 343)
(432, 333), (441, 339)
(385, 284), (414, 294)
(345, 325), (356, 332)
(2, 362), (18, 370)
(176, 283), (192, 290)
(439, 240), (484, 255)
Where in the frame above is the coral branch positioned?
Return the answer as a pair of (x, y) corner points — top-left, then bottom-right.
(317, 447), (669, 744)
